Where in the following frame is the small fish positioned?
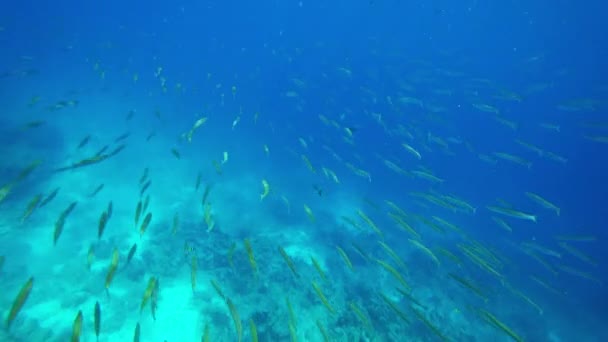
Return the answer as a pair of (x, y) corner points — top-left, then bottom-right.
(107, 201), (113, 219)
(212, 160), (223, 175)
(39, 187), (60, 207)
(140, 277), (157, 312)
(126, 243), (137, 265)
(487, 205), (537, 223)
(195, 172), (202, 190)
(77, 135), (91, 149)
(89, 184), (104, 198)
(146, 131), (156, 141)
(133, 322), (141, 342)
(0, 183), (12, 204)
(105, 249), (119, 290)
(202, 184), (212, 205)
(94, 145), (109, 157)
(114, 132), (130, 143)
(171, 148), (181, 159)
(21, 120), (46, 129)
(142, 195), (150, 213)
(171, 213), (179, 235)
(108, 144), (126, 157)
(139, 168), (149, 185)
(150, 280), (159, 320)
(134, 201), (142, 225)
(87, 245), (95, 270)
(184, 117), (208, 142)
(139, 212), (152, 236)
(6, 276), (34, 329)
(16, 160), (42, 181)
(94, 301), (101, 341)
(402, 143), (422, 160)
(98, 211), (109, 239)
(126, 110), (135, 121)
(21, 194), (41, 222)
(260, 180), (270, 200)
(190, 255), (197, 293)
(525, 192), (560, 216)
(71, 310), (83, 342)
(53, 207), (71, 245)
(140, 180), (151, 197)
(304, 204), (315, 223)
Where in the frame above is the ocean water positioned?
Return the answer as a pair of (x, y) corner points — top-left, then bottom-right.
(0, 1), (607, 341)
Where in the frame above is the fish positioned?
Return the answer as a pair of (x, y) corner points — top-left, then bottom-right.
(139, 168), (149, 185)
(21, 194), (42, 222)
(185, 117), (208, 142)
(77, 135), (91, 149)
(171, 148), (181, 159)
(105, 249), (119, 290)
(201, 184), (212, 205)
(39, 187), (60, 207)
(411, 170), (444, 183)
(134, 201), (142, 225)
(94, 301), (101, 341)
(212, 160), (223, 175)
(53, 202), (78, 245)
(190, 256), (197, 293)
(71, 310), (83, 342)
(487, 205), (537, 223)
(244, 239), (258, 276)
(260, 180), (270, 200)
(133, 322), (140, 342)
(21, 120), (46, 129)
(402, 143), (422, 159)
(88, 184), (104, 198)
(114, 132), (130, 143)
(472, 103), (499, 114)
(172, 213), (179, 235)
(336, 246), (354, 270)
(126, 110), (135, 121)
(226, 298), (243, 342)
(316, 320), (330, 342)
(87, 245), (95, 270)
(140, 277), (157, 312)
(492, 152), (532, 169)
(278, 246), (299, 278)
(303, 204), (315, 223)
(16, 160), (42, 182)
(107, 201), (113, 219)
(301, 154), (316, 173)
(311, 281), (335, 314)
(139, 213), (152, 236)
(408, 239), (440, 266)
(140, 180), (151, 197)
(98, 211), (109, 239)
(6, 276), (34, 329)
(142, 195), (150, 213)
(126, 243), (137, 266)
(0, 183), (12, 204)
(250, 319), (258, 342)
(150, 279), (159, 320)
(525, 192), (560, 216)
(195, 172), (202, 190)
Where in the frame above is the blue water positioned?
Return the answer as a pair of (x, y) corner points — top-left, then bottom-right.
(1, 1), (607, 341)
